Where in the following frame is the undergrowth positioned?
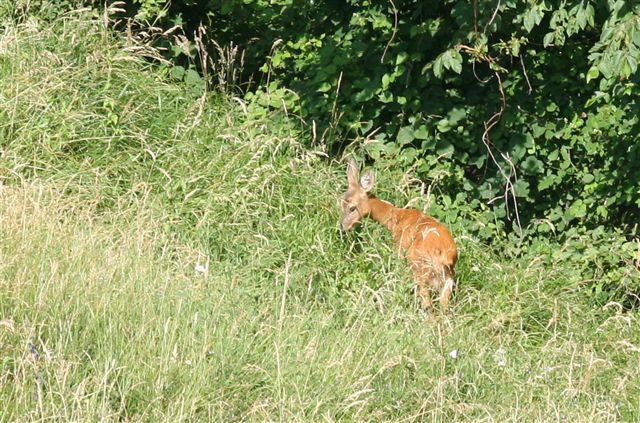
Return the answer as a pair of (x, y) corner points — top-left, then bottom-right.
(0, 7), (639, 422)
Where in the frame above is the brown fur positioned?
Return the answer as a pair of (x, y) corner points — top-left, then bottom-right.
(340, 160), (458, 310)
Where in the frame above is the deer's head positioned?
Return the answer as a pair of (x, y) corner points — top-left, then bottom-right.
(340, 159), (376, 231)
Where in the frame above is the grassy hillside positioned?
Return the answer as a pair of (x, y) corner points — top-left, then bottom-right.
(1, 8), (639, 422)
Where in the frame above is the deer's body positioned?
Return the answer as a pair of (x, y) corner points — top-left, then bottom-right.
(340, 160), (458, 310)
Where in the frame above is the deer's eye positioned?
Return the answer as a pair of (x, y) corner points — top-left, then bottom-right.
(349, 206), (357, 213)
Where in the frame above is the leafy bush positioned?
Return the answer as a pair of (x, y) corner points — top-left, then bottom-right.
(124, 0), (640, 243)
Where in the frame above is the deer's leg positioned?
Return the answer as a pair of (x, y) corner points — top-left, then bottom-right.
(412, 261), (438, 309)
(438, 278), (454, 311)
(413, 265), (434, 309)
(438, 267), (455, 312)
(417, 279), (432, 309)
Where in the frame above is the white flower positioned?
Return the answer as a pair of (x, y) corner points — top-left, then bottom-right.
(448, 349), (458, 359)
(494, 348), (507, 367)
(195, 264), (207, 274)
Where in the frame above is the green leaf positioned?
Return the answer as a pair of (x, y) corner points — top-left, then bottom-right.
(523, 8), (535, 32)
(576, 6), (586, 29)
(435, 141), (454, 155)
(448, 107), (466, 124)
(626, 56), (638, 74)
(566, 199), (587, 220)
(521, 156), (544, 173)
(586, 66), (599, 83)
(582, 173), (594, 183)
(436, 119), (451, 133)
(413, 125), (429, 139)
(395, 52), (408, 66)
(621, 61), (632, 79)
(317, 82), (332, 93)
(433, 55), (444, 78)
(472, 155), (486, 168)
(360, 120), (374, 133)
(449, 50), (463, 74)
(538, 174), (555, 191)
(397, 126), (415, 145)
(586, 4), (595, 26)
(543, 32), (555, 47)
(598, 58), (614, 78)
(596, 205), (609, 218)
(184, 69), (202, 86)
(401, 147), (418, 163)
(514, 179), (530, 198)
(633, 25), (640, 47)
(170, 65), (185, 80)
(382, 142), (400, 156)
(378, 91), (393, 103)
(382, 73), (391, 88)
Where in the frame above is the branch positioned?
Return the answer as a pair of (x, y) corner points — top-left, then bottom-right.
(380, 0), (398, 63)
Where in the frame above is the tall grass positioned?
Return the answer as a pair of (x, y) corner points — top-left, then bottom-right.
(1, 6), (639, 422)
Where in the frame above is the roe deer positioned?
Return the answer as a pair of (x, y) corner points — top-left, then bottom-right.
(340, 159), (458, 310)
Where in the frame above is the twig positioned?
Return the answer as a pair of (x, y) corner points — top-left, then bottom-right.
(520, 54), (533, 94)
(471, 60), (493, 83)
(331, 71), (343, 125)
(483, 0), (501, 34)
(502, 152), (522, 232)
(459, 17), (523, 233)
(380, 0), (398, 63)
(480, 70), (522, 233)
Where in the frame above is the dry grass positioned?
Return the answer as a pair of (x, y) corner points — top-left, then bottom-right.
(1, 183), (639, 421)
(0, 6), (639, 422)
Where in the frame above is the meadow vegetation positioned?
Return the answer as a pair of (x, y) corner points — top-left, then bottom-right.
(0, 5), (639, 422)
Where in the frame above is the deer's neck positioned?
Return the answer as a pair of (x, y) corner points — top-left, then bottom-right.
(367, 196), (396, 231)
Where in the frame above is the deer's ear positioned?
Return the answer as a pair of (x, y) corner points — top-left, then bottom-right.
(346, 159), (359, 186)
(360, 169), (376, 192)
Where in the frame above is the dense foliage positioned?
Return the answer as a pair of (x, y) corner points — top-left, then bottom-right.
(124, 0), (640, 241)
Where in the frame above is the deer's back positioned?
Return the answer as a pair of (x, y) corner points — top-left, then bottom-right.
(390, 208), (458, 269)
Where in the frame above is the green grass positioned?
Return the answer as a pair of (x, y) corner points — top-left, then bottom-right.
(1, 7), (639, 422)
